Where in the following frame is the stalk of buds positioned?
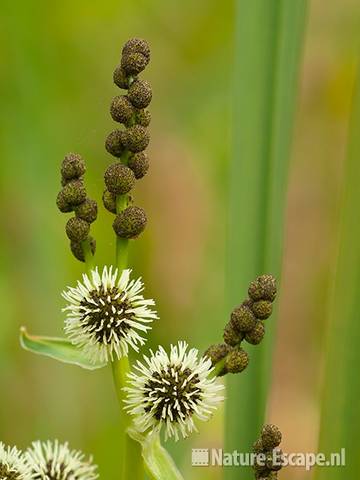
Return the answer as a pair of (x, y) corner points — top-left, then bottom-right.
(252, 424), (284, 479)
(56, 153), (97, 262)
(204, 274), (277, 375)
(104, 38), (152, 240)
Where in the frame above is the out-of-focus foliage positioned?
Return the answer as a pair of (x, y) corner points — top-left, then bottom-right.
(1, 0), (360, 479)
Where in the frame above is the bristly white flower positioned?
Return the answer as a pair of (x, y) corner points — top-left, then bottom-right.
(62, 266), (158, 364)
(26, 440), (98, 480)
(0, 442), (32, 480)
(124, 341), (224, 441)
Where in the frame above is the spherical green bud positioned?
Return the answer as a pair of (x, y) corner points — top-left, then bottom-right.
(70, 236), (96, 262)
(248, 274), (277, 302)
(65, 217), (90, 242)
(128, 152), (149, 179)
(61, 153), (86, 180)
(224, 348), (249, 374)
(113, 65), (130, 89)
(266, 448), (283, 472)
(261, 424), (282, 450)
(253, 439), (264, 454)
(136, 109), (151, 127)
(104, 163), (135, 195)
(245, 321), (265, 345)
(128, 79), (152, 109)
(123, 125), (150, 153)
(110, 96), (135, 124)
(113, 206), (147, 239)
(252, 300), (273, 320)
(231, 304), (256, 333)
(203, 343), (231, 366)
(102, 189), (117, 214)
(105, 129), (127, 157)
(223, 321), (244, 346)
(56, 190), (73, 213)
(61, 179), (87, 206)
(121, 52), (148, 75)
(122, 37), (150, 61)
(75, 198), (98, 223)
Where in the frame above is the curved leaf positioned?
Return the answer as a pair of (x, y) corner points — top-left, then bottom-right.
(19, 327), (106, 370)
(127, 428), (184, 480)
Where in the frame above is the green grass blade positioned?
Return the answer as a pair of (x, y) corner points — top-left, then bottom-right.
(225, 1), (307, 477)
(315, 65), (360, 480)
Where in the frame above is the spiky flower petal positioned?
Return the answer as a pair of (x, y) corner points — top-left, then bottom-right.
(0, 443), (31, 480)
(124, 341), (224, 441)
(26, 440), (98, 480)
(62, 266), (158, 364)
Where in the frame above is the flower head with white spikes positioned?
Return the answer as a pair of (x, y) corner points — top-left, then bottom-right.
(0, 443), (31, 480)
(124, 341), (224, 440)
(62, 266), (158, 364)
(26, 440), (98, 480)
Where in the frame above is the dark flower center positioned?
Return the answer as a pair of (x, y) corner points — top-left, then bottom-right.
(144, 366), (202, 422)
(0, 463), (21, 480)
(79, 286), (133, 343)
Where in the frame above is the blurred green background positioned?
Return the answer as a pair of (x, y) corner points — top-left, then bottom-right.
(0, 0), (359, 479)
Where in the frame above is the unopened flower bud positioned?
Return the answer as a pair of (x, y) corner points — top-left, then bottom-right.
(121, 52), (148, 75)
(123, 125), (150, 153)
(136, 109), (151, 127)
(245, 321), (265, 345)
(248, 274), (277, 302)
(56, 190), (73, 213)
(113, 65), (130, 89)
(70, 236), (96, 262)
(65, 217), (90, 242)
(266, 448), (283, 472)
(261, 424), (282, 449)
(203, 343), (231, 366)
(223, 321), (244, 346)
(75, 198), (98, 224)
(253, 439), (264, 454)
(224, 348), (249, 374)
(251, 300), (273, 320)
(128, 152), (149, 179)
(61, 153), (86, 180)
(113, 206), (147, 239)
(102, 189), (117, 214)
(105, 129), (127, 157)
(110, 96), (135, 124)
(231, 304), (256, 332)
(122, 37), (150, 61)
(61, 179), (87, 206)
(128, 79), (152, 109)
(104, 163), (135, 195)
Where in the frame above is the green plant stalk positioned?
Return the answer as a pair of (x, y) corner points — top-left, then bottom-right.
(225, 1), (307, 477)
(116, 194), (129, 271)
(314, 63), (359, 480)
(81, 238), (95, 274)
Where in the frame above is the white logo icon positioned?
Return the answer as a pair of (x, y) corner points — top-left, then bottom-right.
(192, 449), (209, 466)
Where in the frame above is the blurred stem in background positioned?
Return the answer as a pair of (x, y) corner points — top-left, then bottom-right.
(225, 1), (307, 477)
(315, 62), (360, 480)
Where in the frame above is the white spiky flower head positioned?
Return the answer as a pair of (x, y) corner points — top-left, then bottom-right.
(62, 266), (158, 364)
(26, 440), (98, 480)
(0, 442), (32, 480)
(124, 341), (224, 441)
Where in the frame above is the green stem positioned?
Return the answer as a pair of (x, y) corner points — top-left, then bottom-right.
(116, 194), (129, 272)
(81, 238), (95, 274)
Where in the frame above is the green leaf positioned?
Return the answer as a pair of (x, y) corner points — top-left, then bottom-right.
(19, 327), (106, 370)
(226, 1), (307, 478)
(314, 65), (360, 480)
(127, 429), (184, 480)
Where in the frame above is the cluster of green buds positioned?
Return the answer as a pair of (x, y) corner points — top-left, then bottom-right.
(204, 274), (277, 375)
(252, 424), (284, 479)
(56, 153), (97, 262)
(103, 37), (152, 239)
